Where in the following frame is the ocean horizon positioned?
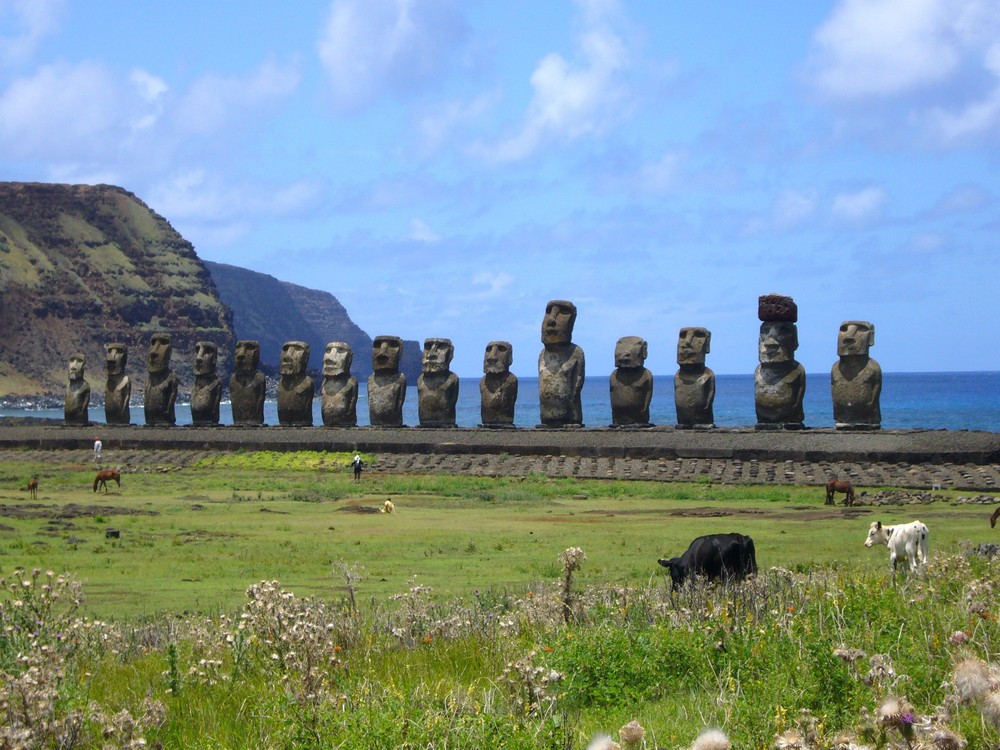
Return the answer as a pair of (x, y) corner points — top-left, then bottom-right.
(4, 371), (1000, 433)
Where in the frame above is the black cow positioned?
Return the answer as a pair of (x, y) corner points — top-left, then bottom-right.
(657, 532), (758, 589)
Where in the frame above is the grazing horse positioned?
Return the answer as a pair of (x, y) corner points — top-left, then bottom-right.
(825, 479), (856, 506)
(991, 507), (1000, 529)
(93, 469), (121, 493)
(26, 476), (38, 499)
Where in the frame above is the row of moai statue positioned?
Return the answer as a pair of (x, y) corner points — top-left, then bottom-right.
(64, 294), (881, 430)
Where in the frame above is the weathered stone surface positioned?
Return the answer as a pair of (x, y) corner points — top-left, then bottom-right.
(190, 341), (222, 426)
(610, 336), (652, 426)
(674, 327), (715, 428)
(321, 341), (358, 427)
(480, 341), (517, 427)
(143, 333), (177, 426)
(368, 335), (406, 427)
(276, 341), (314, 426)
(754, 319), (806, 429)
(538, 300), (585, 427)
(229, 340), (266, 425)
(417, 338), (459, 427)
(831, 320), (882, 429)
(758, 293), (797, 322)
(104, 343), (131, 425)
(64, 352), (90, 425)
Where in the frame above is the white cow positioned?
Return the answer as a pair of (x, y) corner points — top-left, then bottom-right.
(864, 520), (929, 576)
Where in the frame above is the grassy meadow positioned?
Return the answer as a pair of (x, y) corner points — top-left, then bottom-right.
(0, 450), (998, 748)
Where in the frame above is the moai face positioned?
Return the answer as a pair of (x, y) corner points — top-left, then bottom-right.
(758, 322), (797, 364)
(147, 334), (172, 374)
(614, 336), (647, 369)
(68, 352), (86, 381)
(422, 338), (454, 374)
(280, 341), (309, 376)
(105, 343), (127, 376)
(677, 327), (711, 366)
(194, 341), (218, 376)
(541, 300), (577, 345)
(838, 321), (874, 357)
(372, 336), (403, 373)
(483, 341), (513, 374)
(323, 342), (353, 376)
(234, 340), (261, 374)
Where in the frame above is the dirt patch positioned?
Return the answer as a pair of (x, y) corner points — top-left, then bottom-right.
(0, 503), (158, 520)
(173, 530), (240, 544)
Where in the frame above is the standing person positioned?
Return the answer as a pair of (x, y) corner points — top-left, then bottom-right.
(352, 454), (363, 483)
(93, 436), (102, 462)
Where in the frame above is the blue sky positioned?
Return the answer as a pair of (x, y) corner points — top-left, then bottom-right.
(2, 0), (998, 377)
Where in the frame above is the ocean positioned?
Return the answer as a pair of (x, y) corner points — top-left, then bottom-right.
(4, 372), (1000, 432)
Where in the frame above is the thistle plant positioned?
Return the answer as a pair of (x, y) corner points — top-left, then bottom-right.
(560, 546), (586, 625)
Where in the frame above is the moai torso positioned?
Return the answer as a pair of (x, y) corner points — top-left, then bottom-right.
(321, 342), (358, 427)
(417, 338), (459, 427)
(831, 321), (882, 429)
(754, 295), (805, 429)
(538, 300), (585, 427)
(480, 341), (518, 427)
(64, 352), (91, 425)
(144, 334), (177, 426)
(674, 327), (715, 428)
(609, 336), (652, 426)
(276, 341), (314, 426)
(104, 343), (131, 425)
(368, 336), (406, 427)
(190, 341), (222, 426)
(230, 340), (266, 426)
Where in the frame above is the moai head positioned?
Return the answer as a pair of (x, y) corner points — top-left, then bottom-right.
(280, 341), (310, 376)
(68, 352), (86, 381)
(422, 338), (454, 374)
(234, 340), (261, 374)
(372, 335), (403, 373)
(483, 341), (513, 374)
(541, 300), (577, 345)
(758, 321), (798, 364)
(838, 321), (875, 358)
(147, 333), (173, 374)
(614, 336), (648, 370)
(105, 343), (127, 376)
(677, 327), (711, 366)
(194, 341), (218, 376)
(323, 341), (353, 376)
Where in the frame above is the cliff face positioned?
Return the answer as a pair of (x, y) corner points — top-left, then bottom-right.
(0, 182), (235, 398)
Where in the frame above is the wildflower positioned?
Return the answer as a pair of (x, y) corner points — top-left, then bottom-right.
(982, 689), (1000, 726)
(830, 731), (868, 750)
(587, 734), (621, 750)
(690, 728), (730, 750)
(832, 646), (866, 663)
(925, 726), (967, 750)
(949, 630), (969, 644)
(773, 729), (805, 749)
(876, 696), (913, 726)
(618, 720), (644, 745)
(953, 658), (991, 703)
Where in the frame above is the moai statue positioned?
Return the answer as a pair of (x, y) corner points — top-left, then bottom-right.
(367, 335), (406, 427)
(674, 327), (716, 428)
(230, 340), (266, 426)
(417, 338), (460, 427)
(480, 341), (518, 427)
(276, 341), (314, 426)
(104, 343), (131, 425)
(831, 320), (882, 430)
(609, 336), (653, 427)
(64, 352), (91, 425)
(538, 299), (585, 427)
(144, 333), (177, 426)
(754, 294), (806, 429)
(190, 341), (222, 426)
(321, 341), (358, 427)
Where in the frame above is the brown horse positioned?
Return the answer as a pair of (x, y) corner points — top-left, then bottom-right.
(26, 476), (38, 499)
(93, 469), (121, 493)
(991, 507), (1000, 529)
(825, 479), (856, 506)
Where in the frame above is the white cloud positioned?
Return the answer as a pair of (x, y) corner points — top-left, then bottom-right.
(0, 0), (65, 66)
(773, 190), (819, 230)
(471, 271), (513, 298)
(317, 0), (467, 114)
(831, 186), (887, 226)
(409, 217), (441, 243)
(480, 0), (630, 162)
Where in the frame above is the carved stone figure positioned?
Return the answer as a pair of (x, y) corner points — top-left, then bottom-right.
(276, 341), (314, 426)
(754, 295), (805, 429)
(367, 335), (407, 427)
(831, 320), (882, 430)
(417, 338), (459, 427)
(321, 341), (358, 427)
(480, 341), (518, 427)
(674, 327), (715, 428)
(190, 341), (222, 426)
(64, 352), (91, 425)
(230, 340), (266, 426)
(144, 333), (178, 426)
(538, 300), (585, 427)
(609, 336), (653, 427)
(104, 343), (131, 425)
